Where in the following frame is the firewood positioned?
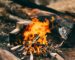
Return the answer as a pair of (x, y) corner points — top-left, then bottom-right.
(3, 13), (32, 24)
(30, 52), (33, 60)
(10, 28), (20, 34)
(11, 45), (22, 50)
(7, 14), (31, 22)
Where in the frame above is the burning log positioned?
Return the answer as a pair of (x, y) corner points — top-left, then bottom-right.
(23, 35), (41, 53)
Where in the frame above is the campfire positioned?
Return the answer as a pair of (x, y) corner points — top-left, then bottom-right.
(23, 18), (50, 55)
(9, 15), (67, 60)
(0, 0), (75, 60)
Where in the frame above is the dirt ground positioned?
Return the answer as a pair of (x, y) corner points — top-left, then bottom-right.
(63, 48), (75, 60)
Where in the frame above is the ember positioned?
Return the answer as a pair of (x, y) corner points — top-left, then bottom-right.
(23, 18), (51, 55)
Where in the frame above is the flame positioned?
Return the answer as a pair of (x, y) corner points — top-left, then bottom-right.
(23, 18), (51, 54)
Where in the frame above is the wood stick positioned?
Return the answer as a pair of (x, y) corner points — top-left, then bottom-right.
(11, 45), (22, 50)
(8, 14), (31, 22)
(30, 52), (33, 60)
(2, 13), (32, 24)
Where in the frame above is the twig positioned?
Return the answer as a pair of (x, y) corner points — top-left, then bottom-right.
(11, 45), (22, 50)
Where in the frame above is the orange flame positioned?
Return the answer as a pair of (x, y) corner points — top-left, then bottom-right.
(23, 18), (51, 54)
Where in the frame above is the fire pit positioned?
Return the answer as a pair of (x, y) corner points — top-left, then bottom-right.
(9, 15), (74, 60)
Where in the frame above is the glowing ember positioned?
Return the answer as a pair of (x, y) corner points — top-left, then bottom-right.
(23, 18), (51, 54)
